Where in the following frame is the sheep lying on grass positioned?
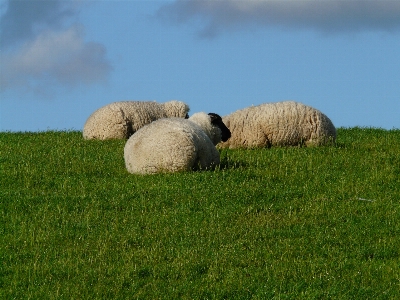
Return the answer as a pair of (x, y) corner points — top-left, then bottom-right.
(124, 112), (231, 174)
(218, 101), (336, 149)
(83, 100), (189, 140)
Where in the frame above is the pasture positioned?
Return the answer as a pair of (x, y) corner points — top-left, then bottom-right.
(1, 128), (399, 299)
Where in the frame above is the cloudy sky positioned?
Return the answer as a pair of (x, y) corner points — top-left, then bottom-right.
(1, 0), (399, 132)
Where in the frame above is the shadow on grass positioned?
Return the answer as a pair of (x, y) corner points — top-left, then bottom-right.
(217, 150), (249, 171)
(335, 142), (347, 148)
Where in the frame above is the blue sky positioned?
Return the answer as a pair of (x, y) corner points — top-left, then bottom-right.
(1, 0), (399, 132)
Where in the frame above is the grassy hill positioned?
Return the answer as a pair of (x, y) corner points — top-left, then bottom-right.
(1, 128), (399, 299)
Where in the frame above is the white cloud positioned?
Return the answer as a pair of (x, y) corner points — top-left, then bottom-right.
(0, 0), (79, 47)
(0, 25), (112, 92)
(158, 0), (400, 37)
(0, 0), (112, 94)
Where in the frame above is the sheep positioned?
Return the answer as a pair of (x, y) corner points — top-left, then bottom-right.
(124, 112), (231, 174)
(83, 100), (190, 140)
(218, 101), (336, 149)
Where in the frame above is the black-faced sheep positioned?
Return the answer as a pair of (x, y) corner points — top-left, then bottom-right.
(124, 112), (231, 174)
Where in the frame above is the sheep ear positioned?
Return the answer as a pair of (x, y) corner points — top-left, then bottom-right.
(208, 113), (221, 124)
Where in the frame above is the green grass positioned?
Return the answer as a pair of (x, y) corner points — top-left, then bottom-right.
(1, 128), (399, 299)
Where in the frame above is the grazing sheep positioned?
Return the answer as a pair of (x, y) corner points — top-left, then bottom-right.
(83, 100), (190, 140)
(218, 101), (336, 149)
(124, 112), (231, 174)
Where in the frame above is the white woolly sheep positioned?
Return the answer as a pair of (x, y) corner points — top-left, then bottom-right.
(83, 100), (190, 140)
(218, 101), (336, 149)
(124, 112), (231, 174)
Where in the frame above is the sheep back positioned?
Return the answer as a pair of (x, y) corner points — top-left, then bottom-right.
(83, 100), (189, 140)
(218, 101), (336, 149)
(124, 116), (220, 174)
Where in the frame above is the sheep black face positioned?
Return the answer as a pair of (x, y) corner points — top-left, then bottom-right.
(208, 113), (231, 142)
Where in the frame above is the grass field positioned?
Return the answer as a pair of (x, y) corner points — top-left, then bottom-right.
(1, 127), (399, 299)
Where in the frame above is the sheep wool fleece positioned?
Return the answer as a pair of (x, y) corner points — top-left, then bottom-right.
(124, 112), (222, 174)
(218, 101), (336, 149)
(83, 100), (189, 140)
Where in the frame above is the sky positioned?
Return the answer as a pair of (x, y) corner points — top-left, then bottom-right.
(1, 0), (399, 132)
